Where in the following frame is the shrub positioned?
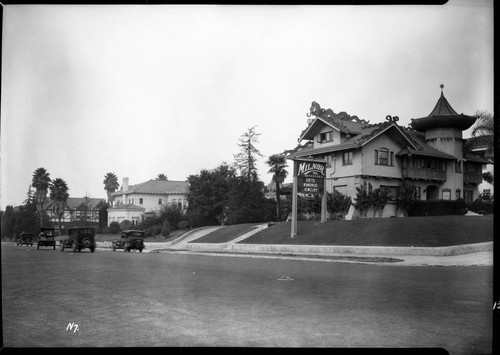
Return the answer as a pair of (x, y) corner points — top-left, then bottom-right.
(327, 190), (352, 215)
(468, 198), (494, 214)
(177, 220), (190, 229)
(161, 220), (171, 237)
(159, 205), (183, 230)
(119, 219), (133, 231)
(410, 199), (471, 216)
(145, 224), (162, 237)
(107, 221), (121, 234)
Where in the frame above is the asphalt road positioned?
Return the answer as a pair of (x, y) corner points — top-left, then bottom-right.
(1, 244), (493, 353)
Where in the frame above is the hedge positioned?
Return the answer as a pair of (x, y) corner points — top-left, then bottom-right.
(409, 198), (467, 216)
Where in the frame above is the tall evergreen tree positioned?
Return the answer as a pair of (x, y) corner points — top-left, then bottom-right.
(233, 126), (263, 182)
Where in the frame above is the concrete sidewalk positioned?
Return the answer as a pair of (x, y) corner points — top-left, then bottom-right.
(95, 224), (494, 267)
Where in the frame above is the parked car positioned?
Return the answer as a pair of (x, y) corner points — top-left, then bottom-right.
(112, 230), (145, 252)
(17, 232), (34, 246)
(60, 227), (96, 253)
(37, 227), (56, 250)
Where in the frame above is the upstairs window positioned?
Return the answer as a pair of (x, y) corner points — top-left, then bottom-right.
(317, 131), (333, 143)
(342, 151), (353, 165)
(375, 148), (393, 166)
(158, 199), (163, 205)
(455, 160), (462, 173)
(139, 198), (143, 204)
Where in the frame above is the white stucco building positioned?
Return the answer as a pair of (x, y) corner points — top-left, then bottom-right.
(107, 177), (189, 226)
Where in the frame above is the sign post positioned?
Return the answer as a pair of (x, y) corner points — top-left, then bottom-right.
(290, 157), (327, 238)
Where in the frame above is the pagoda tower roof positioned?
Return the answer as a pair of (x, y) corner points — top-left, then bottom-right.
(410, 85), (476, 132)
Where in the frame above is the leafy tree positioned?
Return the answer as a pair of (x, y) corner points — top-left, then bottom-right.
(396, 180), (417, 216)
(233, 126), (263, 182)
(482, 171), (493, 185)
(371, 188), (389, 217)
(32, 167), (51, 227)
(103, 172), (119, 204)
(186, 163), (238, 227)
(159, 204), (183, 230)
(353, 182), (371, 218)
(266, 153), (289, 221)
(49, 178), (69, 233)
(157, 174), (168, 180)
(225, 177), (270, 224)
(1, 206), (15, 240)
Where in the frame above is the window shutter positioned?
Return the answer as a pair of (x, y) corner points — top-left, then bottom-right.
(375, 150), (378, 164)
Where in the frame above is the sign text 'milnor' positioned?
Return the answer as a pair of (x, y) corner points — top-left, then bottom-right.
(297, 162), (325, 177)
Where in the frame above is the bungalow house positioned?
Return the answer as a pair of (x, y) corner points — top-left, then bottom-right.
(107, 177), (189, 226)
(286, 87), (491, 218)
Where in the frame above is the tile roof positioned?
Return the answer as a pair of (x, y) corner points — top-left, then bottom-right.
(107, 204), (145, 211)
(111, 180), (189, 196)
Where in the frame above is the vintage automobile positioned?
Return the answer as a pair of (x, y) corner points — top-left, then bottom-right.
(17, 232), (34, 246)
(60, 227), (96, 253)
(37, 227), (56, 250)
(112, 230), (145, 252)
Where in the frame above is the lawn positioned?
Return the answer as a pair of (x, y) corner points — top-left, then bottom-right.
(190, 223), (264, 243)
(240, 215), (494, 247)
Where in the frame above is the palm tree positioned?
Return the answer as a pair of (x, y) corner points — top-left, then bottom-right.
(32, 168), (51, 227)
(49, 178), (69, 234)
(472, 110), (494, 150)
(266, 153), (289, 221)
(157, 174), (168, 180)
(103, 172), (119, 204)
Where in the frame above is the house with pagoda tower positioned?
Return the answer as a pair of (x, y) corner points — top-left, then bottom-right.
(286, 86), (491, 218)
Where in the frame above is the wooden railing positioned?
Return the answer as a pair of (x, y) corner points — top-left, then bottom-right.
(402, 167), (447, 181)
(463, 173), (483, 185)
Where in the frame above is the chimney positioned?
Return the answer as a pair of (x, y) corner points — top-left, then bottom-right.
(123, 177), (129, 191)
(123, 177), (129, 205)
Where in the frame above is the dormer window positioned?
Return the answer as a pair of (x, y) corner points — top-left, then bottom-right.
(317, 131), (333, 143)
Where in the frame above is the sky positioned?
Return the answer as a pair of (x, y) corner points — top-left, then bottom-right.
(0, 1), (494, 210)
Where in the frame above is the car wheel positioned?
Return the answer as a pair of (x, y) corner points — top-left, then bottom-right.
(139, 248), (143, 253)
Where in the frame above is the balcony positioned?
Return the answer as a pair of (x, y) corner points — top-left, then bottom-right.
(402, 167), (447, 181)
(463, 173), (483, 185)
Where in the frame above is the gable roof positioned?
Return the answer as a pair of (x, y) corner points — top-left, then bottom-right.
(111, 179), (189, 197)
(44, 197), (106, 211)
(289, 104), (420, 159)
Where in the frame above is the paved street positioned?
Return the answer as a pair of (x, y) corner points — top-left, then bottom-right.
(1, 243), (493, 353)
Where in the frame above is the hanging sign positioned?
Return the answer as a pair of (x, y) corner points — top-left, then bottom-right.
(294, 158), (326, 194)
